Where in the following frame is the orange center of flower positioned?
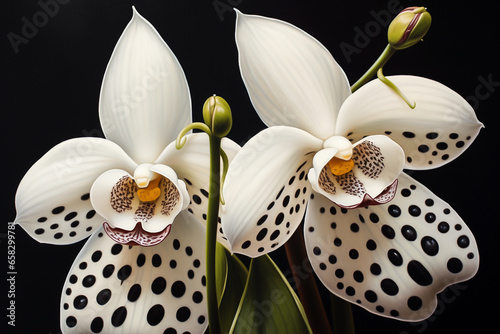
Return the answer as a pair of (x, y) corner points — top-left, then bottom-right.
(137, 177), (161, 202)
(328, 157), (354, 176)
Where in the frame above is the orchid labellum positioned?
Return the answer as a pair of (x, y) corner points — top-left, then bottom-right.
(13, 8), (239, 333)
(221, 11), (483, 321)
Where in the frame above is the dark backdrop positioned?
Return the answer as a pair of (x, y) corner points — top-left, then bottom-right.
(2, 1), (499, 333)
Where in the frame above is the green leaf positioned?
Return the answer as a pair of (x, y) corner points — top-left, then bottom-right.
(230, 255), (313, 334)
(215, 243), (249, 333)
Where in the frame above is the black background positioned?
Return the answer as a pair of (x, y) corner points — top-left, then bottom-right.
(2, 0), (499, 333)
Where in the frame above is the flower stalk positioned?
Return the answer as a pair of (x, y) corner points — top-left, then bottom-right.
(330, 293), (355, 334)
(284, 224), (334, 334)
(206, 133), (222, 334)
(350, 6), (431, 93)
(178, 95), (232, 334)
(350, 44), (396, 93)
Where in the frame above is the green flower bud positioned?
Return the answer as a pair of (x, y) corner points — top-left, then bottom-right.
(388, 7), (431, 50)
(203, 95), (232, 138)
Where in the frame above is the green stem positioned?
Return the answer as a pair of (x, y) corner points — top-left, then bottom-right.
(206, 135), (222, 334)
(350, 44), (396, 93)
(377, 68), (416, 109)
(284, 223), (333, 334)
(176, 122), (212, 149)
(219, 148), (229, 205)
(330, 294), (355, 334)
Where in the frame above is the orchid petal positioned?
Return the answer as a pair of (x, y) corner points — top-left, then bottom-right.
(90, 167), (188, 235)
(235, 10), (350, 140)
(335, 76), (483, 169)
(99, 7), (191, 164)
(221, 126), (323, 257)
(310, 135), (404, 208)
(156, 133), (241, 249)
(60, 212), (207, 333)
(14, 138), (136, 244)
(304, 172), (479, 321)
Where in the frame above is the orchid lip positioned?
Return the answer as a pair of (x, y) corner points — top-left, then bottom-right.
(336, 179), (399, 209)
(103, 221), (171, 247)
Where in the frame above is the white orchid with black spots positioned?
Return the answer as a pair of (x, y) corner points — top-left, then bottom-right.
(221, 11), (483, 321)
(13, 8), (238, 334)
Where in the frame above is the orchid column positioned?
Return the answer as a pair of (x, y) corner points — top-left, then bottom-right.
(176, 95), (233, 334)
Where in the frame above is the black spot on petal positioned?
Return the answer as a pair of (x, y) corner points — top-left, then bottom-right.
(403, 132), (415, 138)
(52, 206), (65, 214)
(176, 306), (191, 322)
(381, 278), (399, 296)
(407, 260), (433, 286)
(388, 249), (403, 266)
(381, 225), (395, 239)
(421, 236), (439, 256)
(401, 225), (417, 241)
(171, 280), (186, 298)
(73, 295), (88, 309)
(96, 289), (111, 305)
(117, 265), (132, 283)
(447, 258), (463, 274)
(90, 317), (103, 333)
(136, 254), (146, 267)
(147, 304), (165, 326)
(151, 277), (167, 295)
(408, 296), (423, 311)
(128, 284), (142, 302)
(66, 316), (77, 328)
(111, 306), (127, 327)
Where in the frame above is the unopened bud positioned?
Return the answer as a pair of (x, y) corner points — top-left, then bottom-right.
(388, 7), (431, 50)
(203, 95), (232, 138)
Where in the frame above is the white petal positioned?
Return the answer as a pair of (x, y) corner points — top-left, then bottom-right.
(99, 8), (191, 163)
(156, 133), (241, 248)
(235, 10), (350, 140)
(221, 126), (323, 257)
(60, 212), (207, 334)
(14, 138), (136, 244)
(335, 75), (483, 169)
(304, 172), (479, 321)
(351, 136), (404, 197)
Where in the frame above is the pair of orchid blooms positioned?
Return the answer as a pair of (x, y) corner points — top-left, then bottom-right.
(13, 6), (482, 334)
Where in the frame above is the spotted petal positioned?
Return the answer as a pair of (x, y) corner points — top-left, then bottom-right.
(14, 138), (136, 244)
(221, 126), (323, 257)
(235, 10), (350, 140)
(335, 75), (483, 169)
(99, 8), (191, 164)
(90, 167), (189, 245)
(60, 211), (207, 334)
(309, 135), (404, 208)
(155, 133), (241, 248)
(304, 172), (479, 321)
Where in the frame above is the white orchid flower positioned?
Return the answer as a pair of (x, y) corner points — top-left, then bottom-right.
(221, 11), (483, 321)
(13, 8), (239, 333)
